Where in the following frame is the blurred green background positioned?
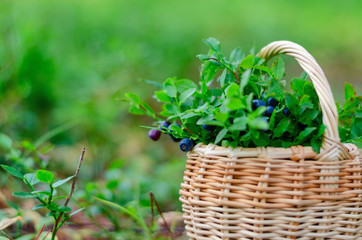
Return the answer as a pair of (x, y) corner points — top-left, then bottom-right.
(0, 0), (361, 208)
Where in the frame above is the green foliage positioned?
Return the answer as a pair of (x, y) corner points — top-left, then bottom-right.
(126, 38), (332, 152)
(1, 164), (84, 240)
(338, 83), (362, 147)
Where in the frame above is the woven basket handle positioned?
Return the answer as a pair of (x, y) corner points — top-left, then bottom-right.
(258, 41), (339, 143)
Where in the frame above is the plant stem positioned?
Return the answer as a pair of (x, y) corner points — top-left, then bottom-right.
(51, 147), (86, 239)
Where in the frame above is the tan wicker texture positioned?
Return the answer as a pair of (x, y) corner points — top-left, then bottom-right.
(179, 41), (362, 239)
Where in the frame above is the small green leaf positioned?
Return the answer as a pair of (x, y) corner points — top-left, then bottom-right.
(204, 37), (220, 52)
(299, 109), (319, 124)
(272, 57), (285, 80)
(53, 176), (74, 188)
(155, 91), (170, 102)
(179, 88), (196, 104)
(24, 173), (40, 186)
(297, 127), (317, 142)
(58, 206), (72, 212)
(273, 119), (291, 137)
(32, 204), (46, 211)
(125, 93), (141, 105)
(268, 78), (284, 101)
(226, 83), (240, 98)
(229, 117), (248, 131)
(240, 55), (254, 69)
(163, 78), (177, 98)
(174, 79), (197, 93)
(285, 93), (299, 115)
(13, 192), (36, 198)
(215, 128), (228, 145)
(345, 83), (356, 100)
(226, 97), (243, 110)
(69, 207), (85, 217)
(248, 118), (268, 130)
(36, 170), (54, 183)
(1, 165), (24, 179)
(240, 69), (251, 95)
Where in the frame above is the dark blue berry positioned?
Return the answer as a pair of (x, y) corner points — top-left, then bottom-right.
(252, 99), (266, 110)
(148, 129), (161, 141)
(267, 97), (278, 107)
(282, 108), (291, 116)
(160, 121), (171, 130)
(264, 106), (274, 117)
(202, 124), (217, 132)
(168, 124), (181, 142)
(179, 138), (194, 152)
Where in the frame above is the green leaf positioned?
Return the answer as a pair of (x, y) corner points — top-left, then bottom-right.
(215, 128), (228, 145)
(273, 119), (291, 137)
(345, 83), (356, 100)
(69, 207), (85, 217)
(32, 204), (46, 211)
(240, 69), (251, 95)
(179, 88), (196, 104)
(229, 117), (248, 131)
(0, 133), (13, 150)
(218, 69), (227, 87)
(299, 109), (319, 124)
(125, 93), (141, 105)
(268, 78), (284, 101)
(272, 57), (285, 80)
(240, 55), (254, 69)
(204, 37), (220, 52)
(226, 97), (243, 110)
(285, 93), (299, 115)
(1, 165), (24, 179)
(164, 104), (178, 115)
(230, 48), (243, 68)
(53, 176), (74, 188)
(24, 173), (40, 186)
(297, 127), (316, 142)
(254, 65), (272, 75)
(13, 192), (36, 198)
(154, 91), (170, 102)
(36, 170), (54, 183)
(175, 79), (197, 93)
(226, 83), (240, 98)
(248, 118), (268, 130)
(215, 111), (228, 124)
(163, 78), (177, 98)
(128, 105), (145, 115)
(58, 206), (72, 212)
(351, 118), (362, 138)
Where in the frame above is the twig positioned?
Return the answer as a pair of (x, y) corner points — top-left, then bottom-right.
(149, 192), (174, 240)
(41, 229), (52, 240)
(35, 225), (45, 240)
(52, 147), (86, 236)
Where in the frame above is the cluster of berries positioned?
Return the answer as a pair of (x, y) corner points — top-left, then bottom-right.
(148, 121), (196, 152)
(149, 96), (292, 152)
(252, 96), (291, 117)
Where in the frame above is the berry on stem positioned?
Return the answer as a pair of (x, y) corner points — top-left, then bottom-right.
(202, 124), (217, 132)
(264, 106), (274, 117)
(160, 121), (171, 130)
(148, 129), (161, 141)
(179, 138), (194, 152)
(252, 99), (266, 110)
(282, 108), (291, 116)
(267, 97), (278, 107)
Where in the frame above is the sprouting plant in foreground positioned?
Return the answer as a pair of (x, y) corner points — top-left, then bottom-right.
(1, 148), (86, 240)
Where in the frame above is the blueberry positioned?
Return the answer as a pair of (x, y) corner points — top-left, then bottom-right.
(282, 108), (291, 116)
(168, 124), (181, 142)
(148, 129), (161, 141)
(264, 106), (274, 117)
(160, 121), (171, 130)
(252, 99), (266, 110)
(267, 97), (278, 107)
(202, 124), (217, 132)
(179, 138), (194, 152)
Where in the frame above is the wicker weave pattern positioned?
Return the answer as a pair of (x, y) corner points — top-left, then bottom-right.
(180, 144), (361, 239)
(179, 41), (362, 239)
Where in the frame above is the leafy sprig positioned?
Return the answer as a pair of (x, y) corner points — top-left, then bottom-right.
(126, 37), (360, 153)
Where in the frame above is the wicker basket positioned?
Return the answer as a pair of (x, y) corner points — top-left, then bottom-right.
(179, 41), (361, 239)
